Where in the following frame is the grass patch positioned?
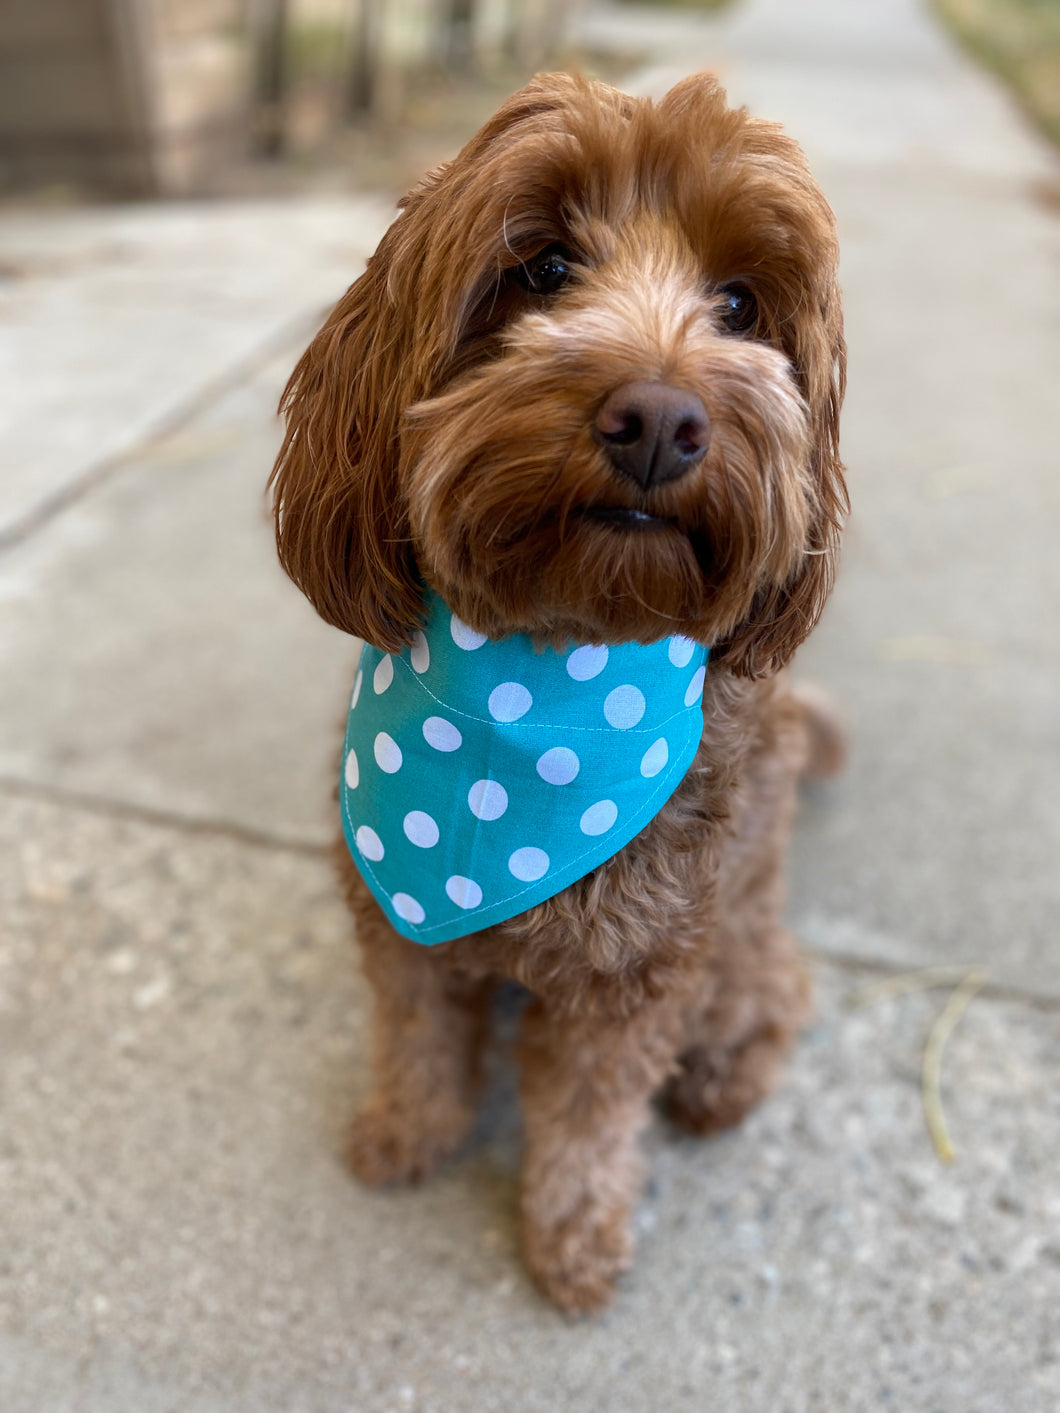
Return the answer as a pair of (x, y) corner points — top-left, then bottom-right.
(933, 0), (1060, 147)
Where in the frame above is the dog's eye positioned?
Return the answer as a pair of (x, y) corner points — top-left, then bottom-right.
(519, 246), (574, 296)
(718, 283), (759, 335)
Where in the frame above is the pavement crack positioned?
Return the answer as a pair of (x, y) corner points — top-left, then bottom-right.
(0, 304), (327, 554)
(0, 775), (330, 859)
(2, 776), (1055, 1013)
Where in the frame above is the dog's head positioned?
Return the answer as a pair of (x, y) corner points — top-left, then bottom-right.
(271, 73), (846, 675)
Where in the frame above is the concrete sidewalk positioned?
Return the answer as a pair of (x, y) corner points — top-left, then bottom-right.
(1, 1), (1057, 1409)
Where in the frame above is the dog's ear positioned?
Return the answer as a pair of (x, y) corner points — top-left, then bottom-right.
(270, 231), (436, 652)
(715, 282), (848, 678)
(269, 243), (425, 651)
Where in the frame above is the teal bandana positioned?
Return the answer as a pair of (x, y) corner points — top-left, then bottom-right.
(340, 594), (709, 945)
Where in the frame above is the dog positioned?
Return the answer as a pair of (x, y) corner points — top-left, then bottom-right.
(269, 71), (846, 1313)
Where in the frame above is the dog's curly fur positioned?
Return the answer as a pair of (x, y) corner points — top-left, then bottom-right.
(270, 71), (847, 1313)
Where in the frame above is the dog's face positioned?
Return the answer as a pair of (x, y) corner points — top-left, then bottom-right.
(272, 73), (846, 673)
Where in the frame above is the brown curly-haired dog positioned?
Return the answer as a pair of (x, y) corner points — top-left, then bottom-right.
(270, 71), (846, 1313)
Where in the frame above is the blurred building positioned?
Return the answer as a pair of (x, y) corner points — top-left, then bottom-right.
(0, 0), (569, 198)
(0, 0), (251, 195)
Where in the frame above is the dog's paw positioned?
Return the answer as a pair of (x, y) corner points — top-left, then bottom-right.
(522, 1198), (633, 1315)
(663, 1024), (794, 1136)
(348, 1097), (472, 1186)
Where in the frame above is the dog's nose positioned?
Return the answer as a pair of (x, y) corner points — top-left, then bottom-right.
(594, 381), (711, 490)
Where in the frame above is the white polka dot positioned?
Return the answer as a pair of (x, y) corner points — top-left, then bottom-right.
(373, 655), (394, 694)
(403, 810), (439, 848)
(508, 847), (550, 882)
(344, 747), (359, 789)
(604, 684), (646, 730)
(536, 746), (580, 785)
(640, 738), (669, 777)
(668, 636), (696, 668)
(684, 665), (707, 707)
(422, 716), (462, 752)
(374, 732), (402, 773)
(350, 668), (363, 710)
(410, 631), (430, 674)
(580, 799), (618, 836)
(446, 875), (483, 910)
(566, 644), (609, 681)
(450, 614), (487, 651)
(468, 779), (508, 820)
(488, 681), (532, 722)
(392, 893), (425, 925)
(355, 825), (384, 862)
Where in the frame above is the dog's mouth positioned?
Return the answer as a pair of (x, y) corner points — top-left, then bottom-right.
(580, 505), (715, 577)
(579, 505), (674, 531)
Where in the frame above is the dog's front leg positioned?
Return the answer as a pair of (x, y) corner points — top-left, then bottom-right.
(347, 900), (492, 1186)
(518, 990), (682, 1313)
